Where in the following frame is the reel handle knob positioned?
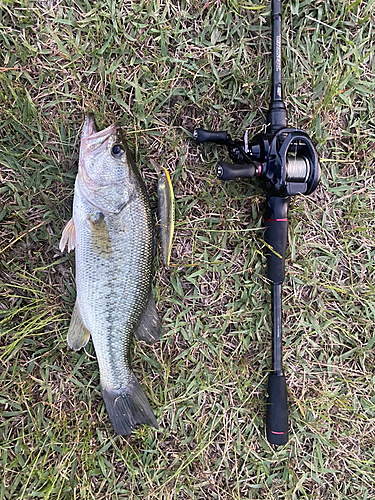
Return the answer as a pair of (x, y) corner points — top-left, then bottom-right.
(193, 128), (230, 145)
(217, 161), (261, 181)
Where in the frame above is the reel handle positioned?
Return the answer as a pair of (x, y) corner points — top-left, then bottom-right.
(193, 128), (230, 145)
(217, 161), (261, 181)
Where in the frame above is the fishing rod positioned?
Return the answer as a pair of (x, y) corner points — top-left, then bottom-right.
(194, 0), (320, 445)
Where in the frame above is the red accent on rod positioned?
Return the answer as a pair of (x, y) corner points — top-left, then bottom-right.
(270, 430), (287, 435)
(257, 163), (262, 177)
(265, 218), (288, 222)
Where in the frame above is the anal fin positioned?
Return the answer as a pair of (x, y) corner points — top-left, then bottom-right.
(133, 291), (162, 344)
(67, 301), (91, 351)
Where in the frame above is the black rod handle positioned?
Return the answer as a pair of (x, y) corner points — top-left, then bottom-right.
(264, 196), (289, 283)
(265, 196), (290, 445)
(193, 128), (230, 145)
(266, 373), (288, 445)
(271, 282), (283, 376)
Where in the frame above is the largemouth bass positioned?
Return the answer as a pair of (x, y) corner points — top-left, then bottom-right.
(60, 114), (161, 435)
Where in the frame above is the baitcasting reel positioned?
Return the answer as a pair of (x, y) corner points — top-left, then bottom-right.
(194, 126), (319, 197)
(194, 0), (320, 445)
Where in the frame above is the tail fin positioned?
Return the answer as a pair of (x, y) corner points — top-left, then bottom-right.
(101, 374), (158, 435)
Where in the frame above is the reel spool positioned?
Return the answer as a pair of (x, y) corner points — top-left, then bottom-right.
(286, 156), (310, 183)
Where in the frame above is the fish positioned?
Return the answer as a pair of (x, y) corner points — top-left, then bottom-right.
(59, 114), (162, 435)
(157, 167), (175, 267)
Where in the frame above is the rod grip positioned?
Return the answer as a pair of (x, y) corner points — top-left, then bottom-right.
(264, 196), (289, 283)
(266, 373), (288, 445)
(193, 128), (229, 145)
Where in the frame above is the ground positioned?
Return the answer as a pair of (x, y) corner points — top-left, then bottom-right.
(1, 0), (375, 499)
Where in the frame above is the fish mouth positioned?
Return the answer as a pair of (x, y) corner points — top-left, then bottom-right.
(80, 114), (120, 155)
(78, 114), (123, 192)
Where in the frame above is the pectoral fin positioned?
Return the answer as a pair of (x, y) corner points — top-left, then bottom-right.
(60, 218), (76, 253)
(88, 212), (112, 258)
(133, 291), (162, 344)
(67, 301), (91, 351)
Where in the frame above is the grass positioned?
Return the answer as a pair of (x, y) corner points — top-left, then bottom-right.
(1, 0), (375, 498)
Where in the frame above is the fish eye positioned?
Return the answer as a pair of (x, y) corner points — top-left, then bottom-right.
(112, 144), (124, 158)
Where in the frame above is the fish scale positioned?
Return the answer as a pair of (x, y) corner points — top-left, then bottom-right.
(75, 176), (152, 384)
(60, 114), (161, 434)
